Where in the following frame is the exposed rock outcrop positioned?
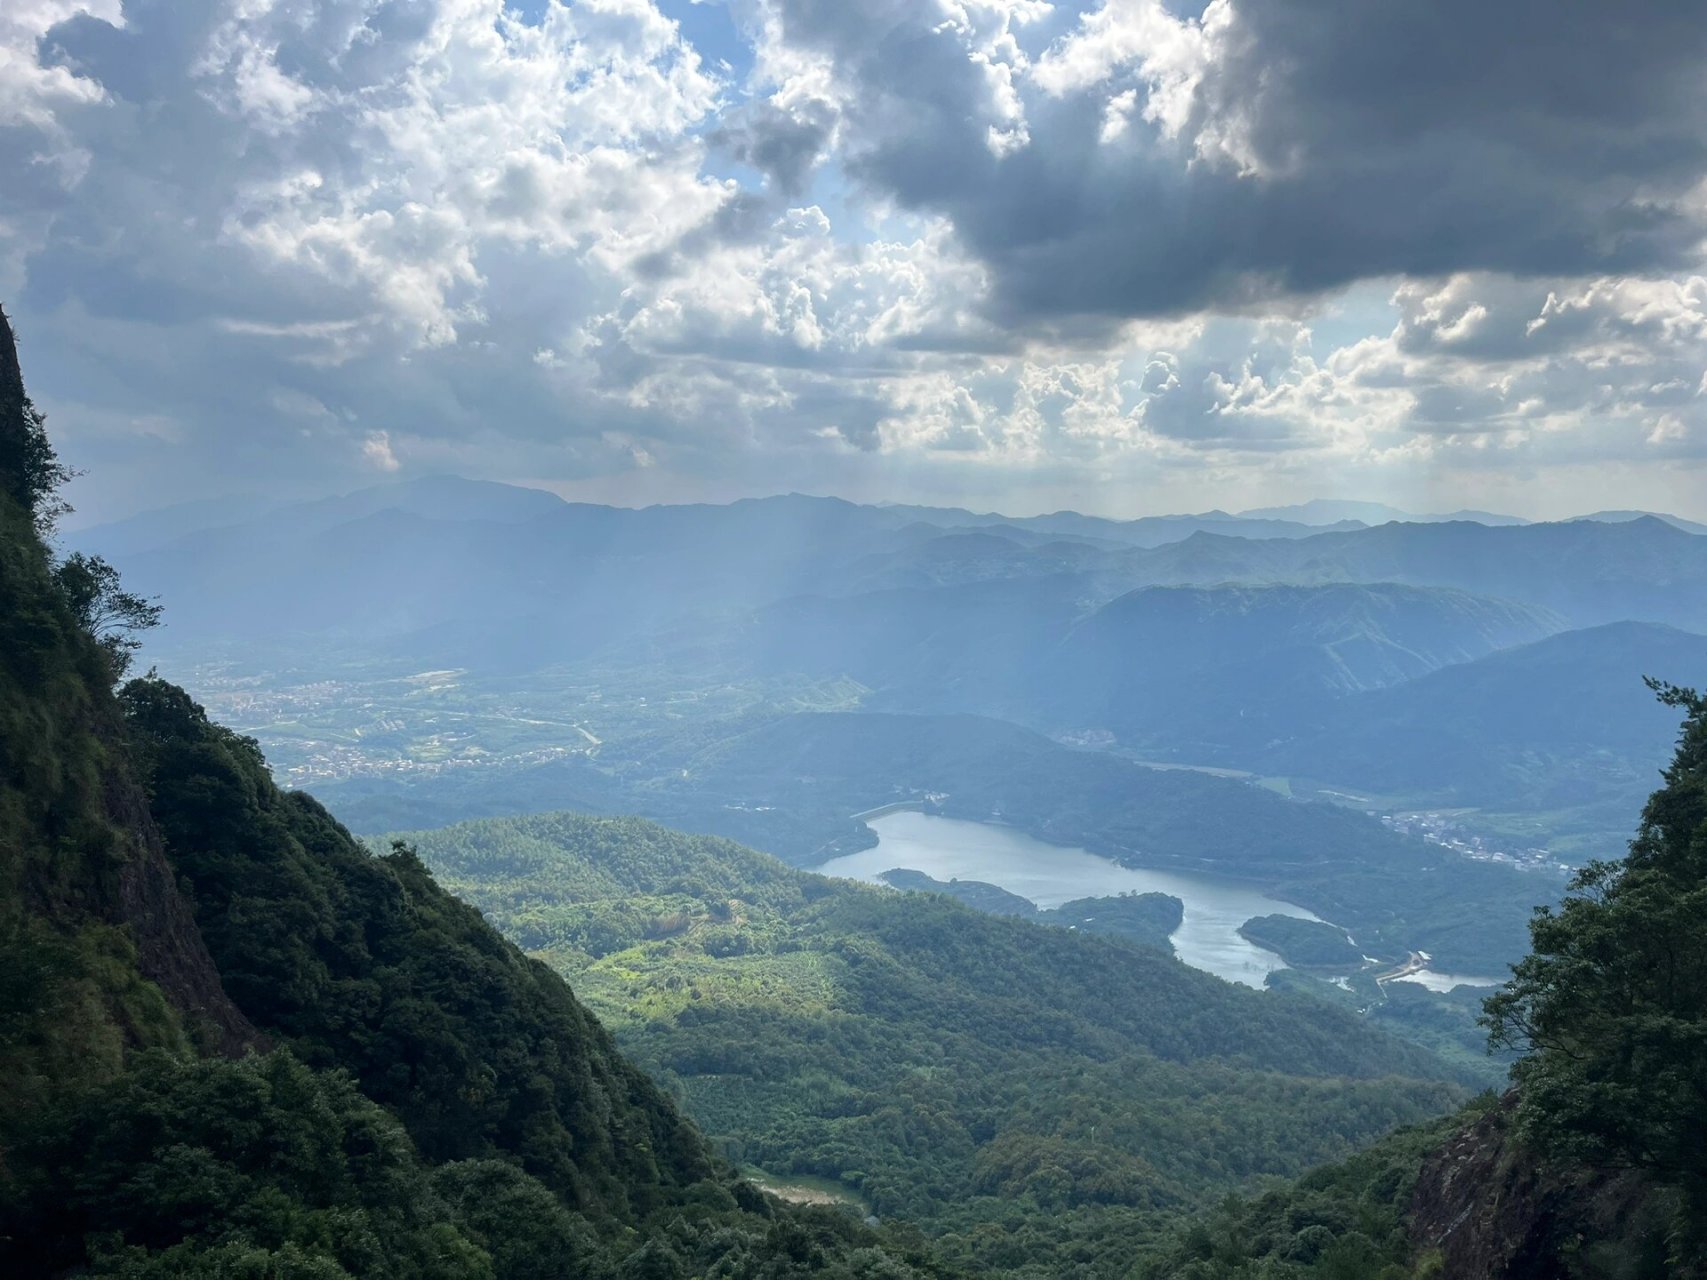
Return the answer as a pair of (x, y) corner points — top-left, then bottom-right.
(107, 765), (261, 1057)
(1, 302), (258, 1059)
(1409, 1093), (1657, 1279)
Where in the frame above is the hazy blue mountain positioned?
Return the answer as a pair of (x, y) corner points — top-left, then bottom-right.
(1045, 582), (1566, 753)
(740, 574), (1090, 709)
(876, 502), (1368, 546)
(86, 484), (1707, 667)
(114, 492), (922, 658)
(1574, 509), (1707, 536)
(1121, 516), (1707, 630)
(75, 475), (568, 561)
(1009, 510), (1371, 547)
(1236, 499), (1530, 526)
(729, 580), (1561, 753)
(64, 493), (287, 557)
(283, 473), (570, 528)
(1267, 621), (1707, 813)
(836, 529), (1115, 593)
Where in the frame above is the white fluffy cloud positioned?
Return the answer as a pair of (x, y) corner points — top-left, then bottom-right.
(2, 0), (1706, 521)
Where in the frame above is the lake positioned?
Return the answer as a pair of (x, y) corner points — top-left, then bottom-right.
(817, 811), (1321, 988)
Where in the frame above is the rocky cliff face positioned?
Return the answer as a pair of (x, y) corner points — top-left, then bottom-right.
(105, 761), (261, 1056)
(1, 303), (257, 1061)
(1408, 1094), (1662, 1279)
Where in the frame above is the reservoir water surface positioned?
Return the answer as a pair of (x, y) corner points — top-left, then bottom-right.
(817, 811), (1322, 988)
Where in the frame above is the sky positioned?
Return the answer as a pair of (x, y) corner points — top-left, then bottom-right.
(4, 0), (1707, 524)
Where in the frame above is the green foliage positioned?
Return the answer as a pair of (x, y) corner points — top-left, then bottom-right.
(54, 551), (163, 680)
(1036, 892), (1183, 950)
(0, 304), (74, 534)
(0, 307), (939, 1279)
(1148, 681), (1707, 1279)
(1237, 917), (1368, 970)
(1129, 1108), (1477, 1279)
(1264, 972), (1508, 1088)
(6, 1048), (934, 1280)
(401, 810), (1476, 1276)
(879, 870), (1184, 951)
(0, 413), (189, 1108)
(4, 1050), (494, 1279)
(1485, 682), (1707, 1237)
(0, 665), (943, 1278)
(97, 677), (948, 1274)
(117, 674), (721, 1219)
(880, 869), (1042, 918)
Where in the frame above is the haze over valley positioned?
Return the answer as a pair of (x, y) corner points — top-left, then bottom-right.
(83, 477), (1705, 880)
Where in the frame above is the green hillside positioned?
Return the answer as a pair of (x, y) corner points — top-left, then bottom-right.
(396, 809), (1479, 1276)
(1266, 621), (1707, 848)
(0, 307), (937, 1279)
(1137, 684), (1707, 1278)
(1043, 582), (1562, 754)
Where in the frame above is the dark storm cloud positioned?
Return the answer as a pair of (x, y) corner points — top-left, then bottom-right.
(766, 0), (1707, 322)
(710, 99), (836, 196)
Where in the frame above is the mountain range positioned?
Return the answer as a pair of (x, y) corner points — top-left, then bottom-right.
(71, 475), (1706, 874)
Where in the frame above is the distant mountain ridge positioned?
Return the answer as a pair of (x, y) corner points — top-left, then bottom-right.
(82, 476), (1705, 563)
(738, 579), (1565, 752)
(1236, 498), (1532, 526)
(1043, 581), (1566, 752)
(1267, 621), (1707, 811)
(1574, 508), (1707, 536)
(79, 483), (1707, 669)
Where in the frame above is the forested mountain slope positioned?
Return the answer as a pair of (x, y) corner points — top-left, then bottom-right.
(1137, 686), (1707, 1278)
(1035, 582), (1563, 752)
(396, 809), (1477, 1276)
(731, 580), (1561, 744)
(1269, 621), (1707, 810)
(0, 306), (938, 1278)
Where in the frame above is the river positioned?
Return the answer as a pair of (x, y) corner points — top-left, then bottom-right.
(816, 811), (1322, 988)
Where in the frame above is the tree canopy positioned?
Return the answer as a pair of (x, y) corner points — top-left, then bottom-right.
(1485, 679), (1707, 1238)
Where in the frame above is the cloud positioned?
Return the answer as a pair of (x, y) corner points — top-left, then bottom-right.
(360, 429), (400, 471)
(761, 0), (1707, 321)
(1, 0), (1705, 524)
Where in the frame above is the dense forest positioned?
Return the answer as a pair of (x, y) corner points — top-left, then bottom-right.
(1133, 681), (1707, 1278)
(397, 808), (1479, 1274)
(878, 869), (1186, 949)
(0, 308), (941, 1277)
(1235, 917), (1365, 971)
(396, 694), (1707, 1280)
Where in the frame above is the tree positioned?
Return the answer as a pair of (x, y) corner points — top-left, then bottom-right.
(0, 304), (74, 533)
(54, 551), (163, 679)
(1484, 679), (1707, 1199)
